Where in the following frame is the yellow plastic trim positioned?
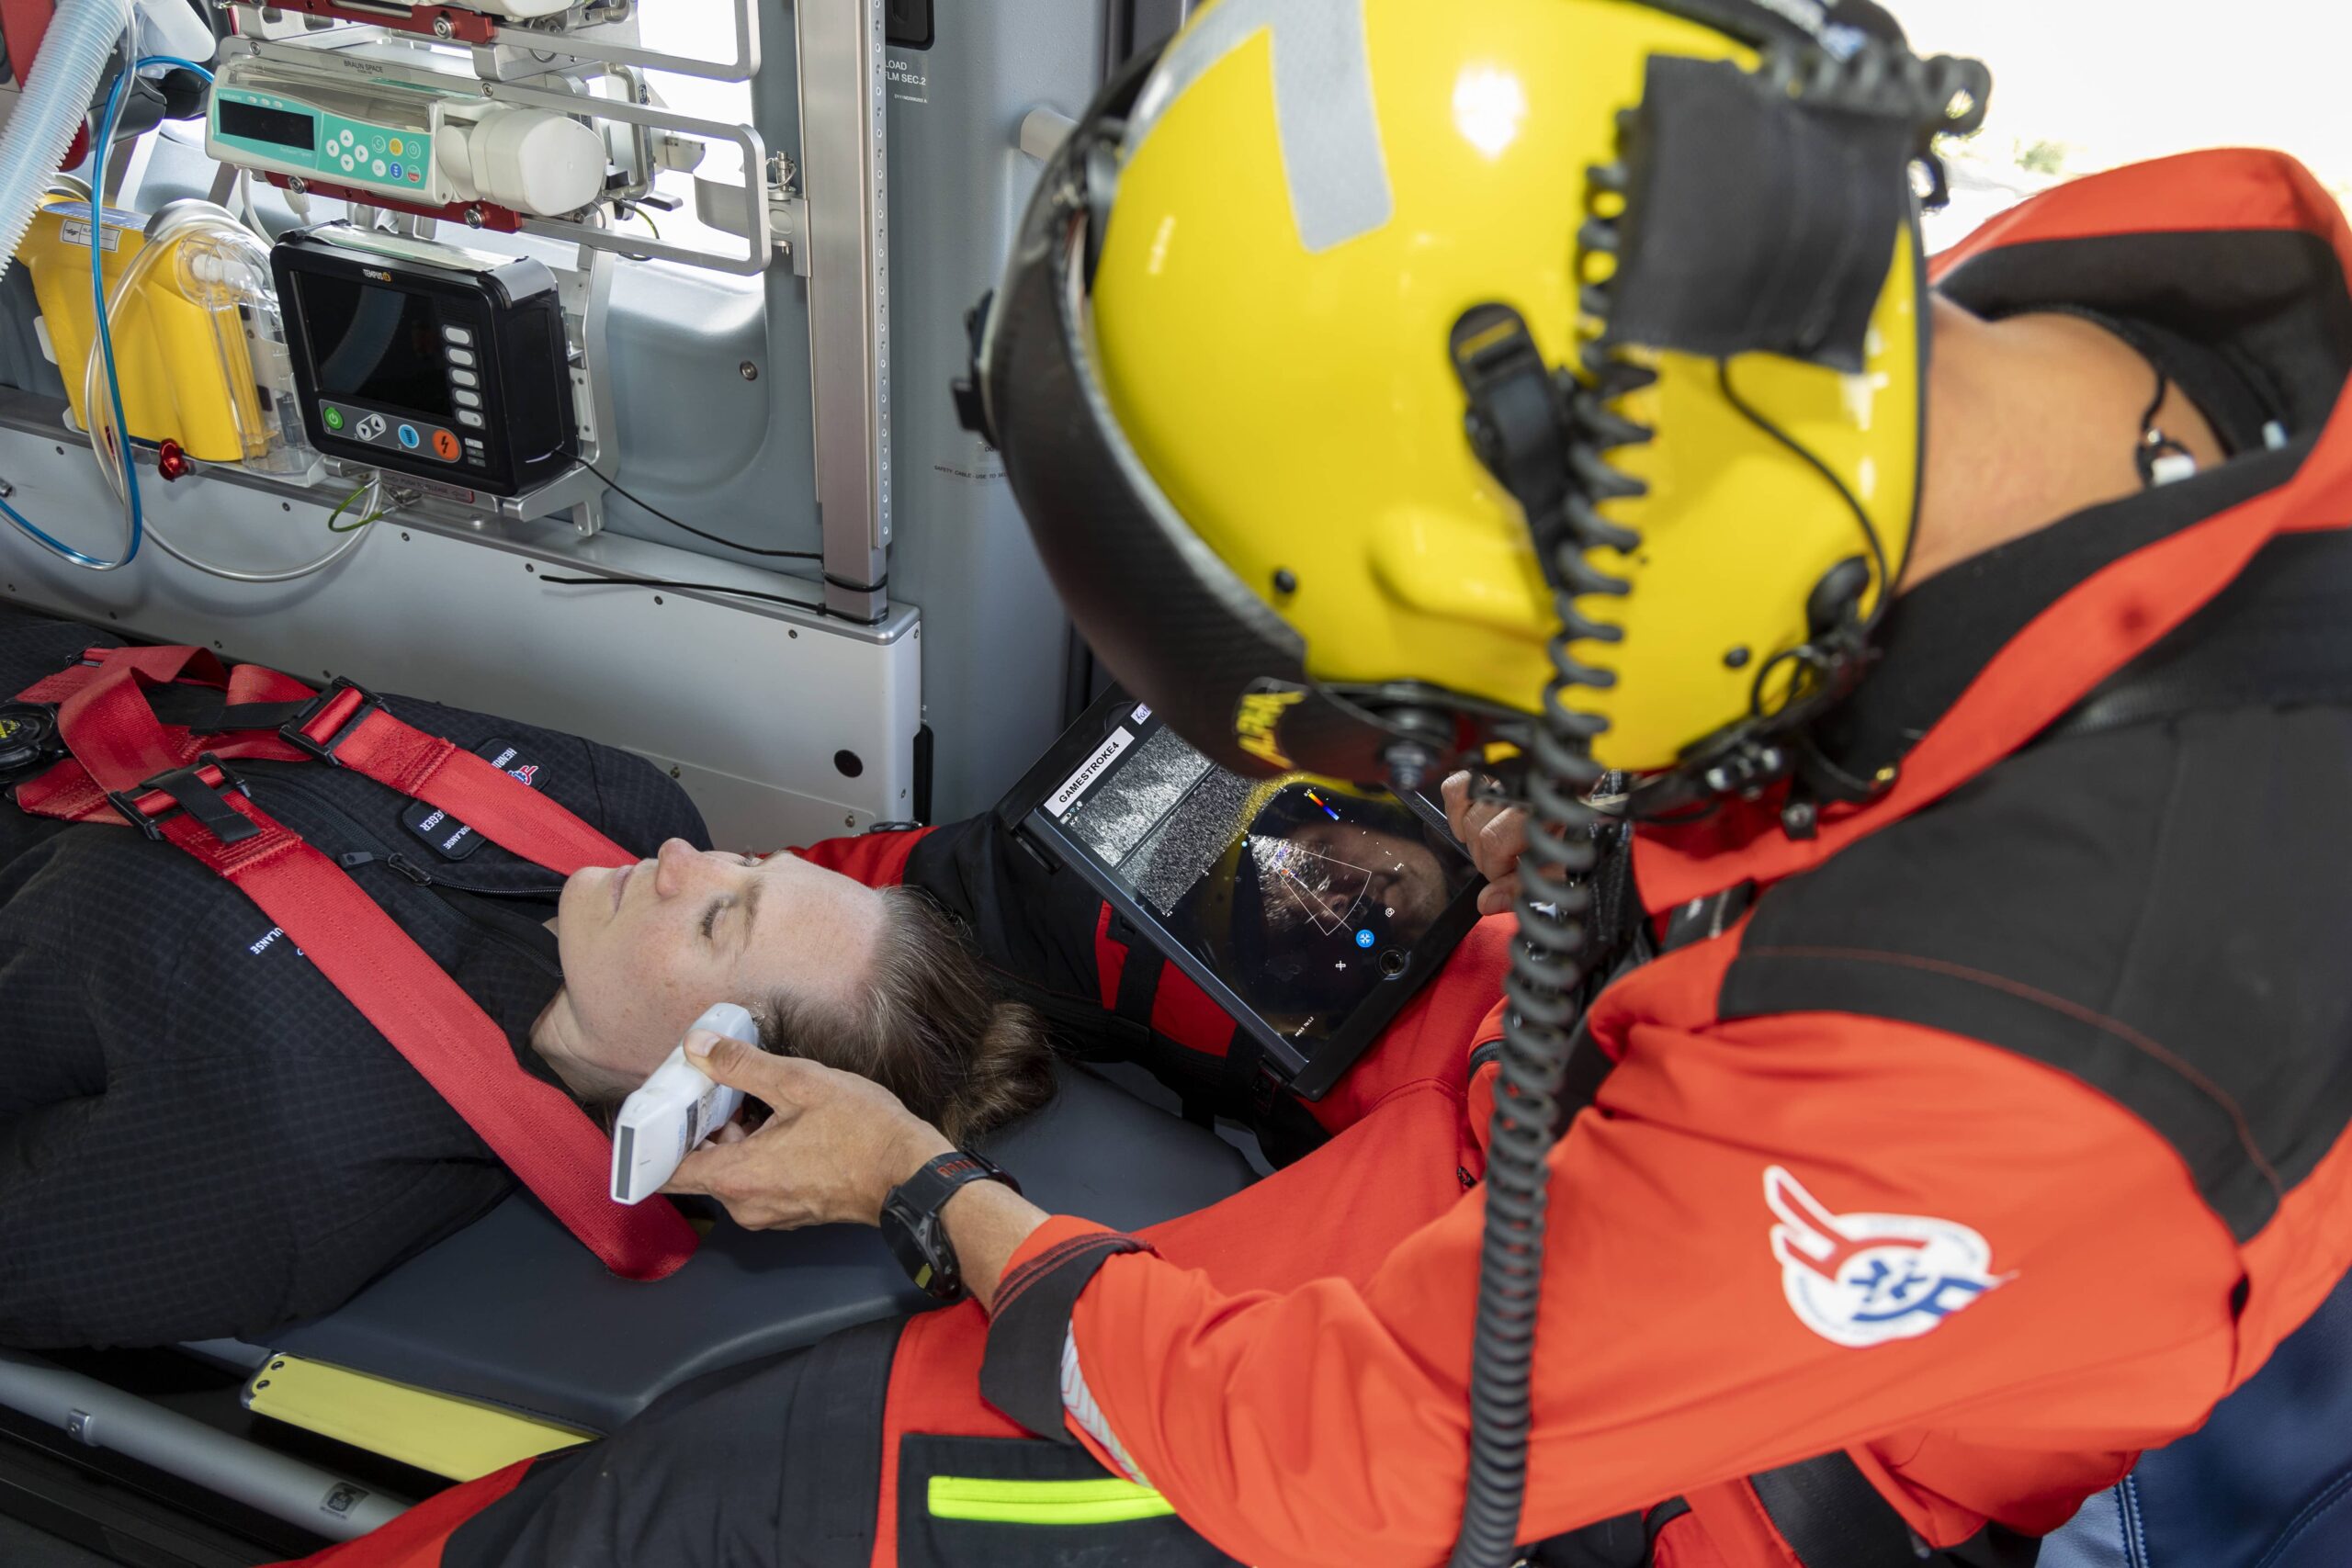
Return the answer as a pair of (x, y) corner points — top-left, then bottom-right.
(245, 1354), (592, 1482)
(926, 1474), (1177, 1525)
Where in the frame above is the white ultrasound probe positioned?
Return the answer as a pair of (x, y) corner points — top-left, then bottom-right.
(610, 1002), (758, 1205)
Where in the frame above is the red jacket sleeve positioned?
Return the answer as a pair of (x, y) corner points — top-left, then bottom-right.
(1021, 1013), (2244, 1566)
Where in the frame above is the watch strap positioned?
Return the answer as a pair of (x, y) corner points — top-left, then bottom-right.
(884, 1150), (1021, 1303)
(894, 1149), (1021, 1217)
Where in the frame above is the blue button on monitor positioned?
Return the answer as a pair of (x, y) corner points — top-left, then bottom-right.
(1354, 929), (1375, 949)
(397, 423), (421, 449)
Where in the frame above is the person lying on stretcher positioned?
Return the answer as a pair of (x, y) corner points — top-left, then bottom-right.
(0, 602), (1053, 1350)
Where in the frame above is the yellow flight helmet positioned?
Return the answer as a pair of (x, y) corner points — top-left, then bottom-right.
(960, 0), (1988, 811)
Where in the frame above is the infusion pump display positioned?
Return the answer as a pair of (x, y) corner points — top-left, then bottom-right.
(275, 227), (579, 496)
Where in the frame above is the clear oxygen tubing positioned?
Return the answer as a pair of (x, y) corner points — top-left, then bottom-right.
(81, 53), (214, 562)
(79, 196), (232, 509)
(0, 46), (208, 570)
(0, 0), (131, 285)
(81, 196), (383, 583)
(0, 11), (144, 566)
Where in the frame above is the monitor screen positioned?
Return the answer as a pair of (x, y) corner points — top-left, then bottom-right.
(297, 273), (455, 421)
(1036, 700), (1482, 1059)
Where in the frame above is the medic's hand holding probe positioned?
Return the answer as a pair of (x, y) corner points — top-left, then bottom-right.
(664, 1035), (1049, 1313)
(662, 1037), (953, 1228)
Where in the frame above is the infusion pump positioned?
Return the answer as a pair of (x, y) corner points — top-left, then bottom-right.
(206, 55), (607, 218)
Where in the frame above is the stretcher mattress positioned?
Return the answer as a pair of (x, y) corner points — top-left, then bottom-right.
(247, 1064), (1254, 1434)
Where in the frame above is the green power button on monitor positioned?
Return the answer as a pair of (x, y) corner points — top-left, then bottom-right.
(322, 405), (345, 432)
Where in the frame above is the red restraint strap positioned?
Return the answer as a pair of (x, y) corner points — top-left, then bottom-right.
(16, 643), (228, 702)
(302, 683), (626, 874)
(20, 652), (634, 874)
(17, 654), (695, 1281)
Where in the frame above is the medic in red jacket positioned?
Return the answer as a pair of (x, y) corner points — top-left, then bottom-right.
(282, 3), (2352, 1565)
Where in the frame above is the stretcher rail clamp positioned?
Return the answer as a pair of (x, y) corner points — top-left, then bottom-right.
(283, 676), (384, 766)
(105, 753), (258, 844)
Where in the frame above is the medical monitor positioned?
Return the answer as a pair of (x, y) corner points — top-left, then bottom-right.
(276, 225), (578, 496)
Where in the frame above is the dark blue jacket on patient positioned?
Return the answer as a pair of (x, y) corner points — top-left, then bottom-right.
(0, 602), (708, 1349)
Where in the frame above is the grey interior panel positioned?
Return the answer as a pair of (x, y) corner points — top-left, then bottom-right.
(0, 1515), (116, 1568)
(257, 1063), (1253, 1434)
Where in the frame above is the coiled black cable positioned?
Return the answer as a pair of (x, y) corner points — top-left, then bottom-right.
(1449, 353), (1639, 1568)
(1451, 592), (1608, 1568)
(1446, 28), (1981, 1562)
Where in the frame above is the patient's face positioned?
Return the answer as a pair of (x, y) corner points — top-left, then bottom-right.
(552, 839), (886, 1078)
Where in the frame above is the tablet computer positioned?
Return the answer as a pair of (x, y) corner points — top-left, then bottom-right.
(998, 688), (1487, 1100)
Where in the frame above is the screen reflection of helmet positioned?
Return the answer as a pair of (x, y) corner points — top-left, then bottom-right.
(960, 0), (1990, 816)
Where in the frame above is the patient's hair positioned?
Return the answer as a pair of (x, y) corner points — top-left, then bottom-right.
(752, 886), (1055, 1144)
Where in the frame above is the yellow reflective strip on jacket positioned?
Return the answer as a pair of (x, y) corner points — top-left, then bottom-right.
(244, 1354), (592, 1482)
(926, 1474), (1177, 1525)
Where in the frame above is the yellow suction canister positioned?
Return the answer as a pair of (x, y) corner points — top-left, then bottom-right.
(18, 194), (282, 465)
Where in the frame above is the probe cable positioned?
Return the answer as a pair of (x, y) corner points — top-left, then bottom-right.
(584, 460), (820, 560)
(536, 571), (827, 615)
(582, 460), (888, 594)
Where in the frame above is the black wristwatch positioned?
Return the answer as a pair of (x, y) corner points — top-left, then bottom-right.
(880, 1149), (1022, 1303)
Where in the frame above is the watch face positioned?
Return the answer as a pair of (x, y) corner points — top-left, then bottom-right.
(883, 1197), (960, 1301)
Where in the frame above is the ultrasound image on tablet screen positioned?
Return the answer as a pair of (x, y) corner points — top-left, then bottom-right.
(1068, 728), (1209, 879)
(1064, 723), (1288, 915)
(1046, 707), (1482, 1046)
(1119, 763), (1256, 917)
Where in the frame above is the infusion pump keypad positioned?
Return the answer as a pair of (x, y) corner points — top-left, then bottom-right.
(317, 325), (485, 468)
(321, 122), (432, 189)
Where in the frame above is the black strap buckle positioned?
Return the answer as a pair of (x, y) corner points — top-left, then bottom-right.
(0, 701), (64, 786)
(281, 677), (382, 766)
(107, 752), (258, 844)
(1452, 302), (1574, 523)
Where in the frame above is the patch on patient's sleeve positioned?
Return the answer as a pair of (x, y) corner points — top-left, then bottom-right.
(1766, 1166), (2010, 1348)
(401, 737), (543, 860)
